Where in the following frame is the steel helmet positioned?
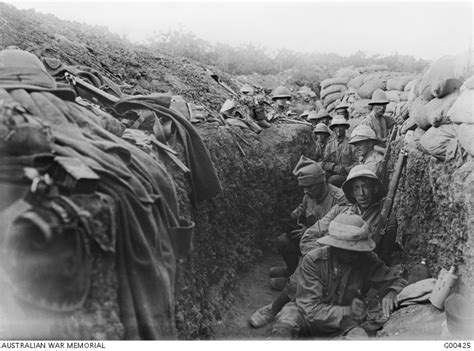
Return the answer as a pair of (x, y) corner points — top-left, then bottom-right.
(300, 110), (310, 118)
(240, 84), (254, 95)
(349, 125), (379, 144)
(271, 85), (292, 100)
(334, 102), (350, 111)
(316, 108), (331, 121)
(341, 165), (386, 204)
(368, 89), (389, 105)
(313, 123), (331, 135)
(329, 116), (350, 130)
(307, 111), (319, 121)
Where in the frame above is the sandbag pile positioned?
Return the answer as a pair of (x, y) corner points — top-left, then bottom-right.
(401, 51), (474, 159)
(321, 66), (416, 121)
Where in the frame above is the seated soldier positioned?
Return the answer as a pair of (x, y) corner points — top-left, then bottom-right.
(271, 213), (407, 339)
(322, 116), (357, 188)
(314, 108), (332, 127)
(361, 89), (396, 148)
(249, 156), (345, 328)
(334, 102), (350, 121)
(313, 123), (331, 162)
(349, 125), (384, 179)
(300, 164), (397, 265)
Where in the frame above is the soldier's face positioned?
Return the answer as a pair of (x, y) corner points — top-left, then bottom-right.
(315, 133), (328, 144)
(321, 117), (331, 126)
(351, 178), (376, 209)
(353, 140), (373, 159)
(332, 247), (362, 264)
(336, 109), (349, 119)
(333, 125), (347, 138)
(303, 182), (326, 200)
(372, 104), (386, 116)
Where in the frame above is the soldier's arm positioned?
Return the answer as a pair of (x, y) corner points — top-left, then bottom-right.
(291, 195), (308, 220)
(322, 142), (336, 172)
(366, 252), (407, 296)
(296, 251), (351, 330)
(300, 205), (342, 255)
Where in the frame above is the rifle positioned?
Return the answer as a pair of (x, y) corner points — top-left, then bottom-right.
(379, 125), (398, 188)
(64, 72), (120, 105)
(377, 147), (408, 238)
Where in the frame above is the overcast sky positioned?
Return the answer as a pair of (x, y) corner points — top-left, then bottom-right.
(6, 1), (474, 60)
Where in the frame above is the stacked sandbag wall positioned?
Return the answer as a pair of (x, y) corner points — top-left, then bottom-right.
(320, 66), (416, 122)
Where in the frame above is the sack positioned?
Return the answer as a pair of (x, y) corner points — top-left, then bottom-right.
(404, 78), (418, 92)
(457, 123), (474, 156)
(419, 124), (459, 160)
(386, 102), (397, 114)
(409, 98), (430, 130)
(400, 91), (409, 101)
(432, 78), (462, 98)
(387, 75), (414, 91)
(326, 102), (336, 112)
(461, 76), (474, 91)
(320, 84), (347, 100)
(424, 92), (460, 127)
(448, 90), (474, 124)
(358, 79), (386, 99)
(386, 90), (401, 102)
(347, 76), (365, 89)
(321, 77), (350, 89)
(323, 91), (343, 107)
(419, 52), (474, 98)
(334, 67), (360, 79)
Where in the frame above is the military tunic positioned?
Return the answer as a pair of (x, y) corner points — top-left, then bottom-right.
(360, 111), (396, 147)
(322, 136), (357, 177)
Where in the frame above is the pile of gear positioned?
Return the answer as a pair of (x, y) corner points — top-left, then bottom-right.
(0, 49), (222, 339)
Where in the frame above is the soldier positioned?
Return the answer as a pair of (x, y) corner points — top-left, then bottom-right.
(322, 116), (357, 187)
(300, 165), (397, 264)
(300, 110), (310, 120)
(349, 125), (384, 179)
(334, 102), (350, 121)
(361, 89), (397, 148)
(249, 156), (345, 328)
(271, 213), (407, 339)
(239, 84), (271, 128)
(314, 108), (332, 127)
(269, 85), (292, 120)
(313, 123), (331, 162)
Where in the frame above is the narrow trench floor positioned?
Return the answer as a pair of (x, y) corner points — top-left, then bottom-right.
(212, 253), (447, 340)
(212, 253), (284, 340)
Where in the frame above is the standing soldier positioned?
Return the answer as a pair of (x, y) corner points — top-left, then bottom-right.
(349, 125), (384, 179)
(322, 116), (357, 187)
(313, 123), (331, 162)
(269, 85), (292, 120)
(361, 89), (396, 148)
(314, 109), (333, 127)
(334, 102), (350, 121)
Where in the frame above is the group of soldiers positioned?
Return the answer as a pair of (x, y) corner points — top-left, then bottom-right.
(246, 85), (406, 339)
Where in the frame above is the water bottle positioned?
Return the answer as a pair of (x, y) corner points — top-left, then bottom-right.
(429, 266), (458, 310)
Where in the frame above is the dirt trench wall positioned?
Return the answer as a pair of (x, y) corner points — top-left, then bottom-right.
(173, 123), (317, 339)
(395, 144), (473, 297)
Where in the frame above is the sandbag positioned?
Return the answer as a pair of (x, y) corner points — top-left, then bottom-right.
(404, 78), (418, 92)
(334, 67), (360, 79)
(424, 92), (460, 127)
(432, 78), (462, 98)
(448, 90), (474, 124)
(320, 84), (347, 100)
(347, 76), (365, 89)
(323, 91), (343, 107)
(326, 102), (336, 113)
(400, 91), (409, 101)
(419, 52), (474, 98)
(386, 101), (397, 114)
(321, 77), (350, 89)
(409, 98), (430, 130)
(358, 79), (386, 99)
(386, 90), (401, 102)
(460, 76), (474, 91)
(457, 123), (474, 156)
(419, 124), (459, 160)
(387, 75), (414, 91)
